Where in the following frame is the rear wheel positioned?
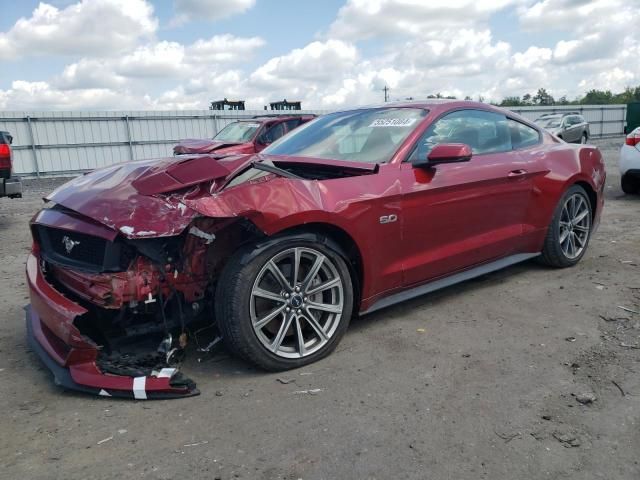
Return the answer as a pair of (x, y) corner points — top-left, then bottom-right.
(621, 174), (638, 195)
(540, 185), (592, 267)
(215, 234), (353, 371)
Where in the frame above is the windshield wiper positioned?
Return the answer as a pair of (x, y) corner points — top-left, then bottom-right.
(252, 161), (305, 180)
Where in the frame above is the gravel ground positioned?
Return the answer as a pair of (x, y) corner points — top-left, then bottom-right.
(1, 139), (639, 480)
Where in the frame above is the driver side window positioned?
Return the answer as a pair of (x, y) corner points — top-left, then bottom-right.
(260, 123), (285, 144)
(409, 109), (511, 162)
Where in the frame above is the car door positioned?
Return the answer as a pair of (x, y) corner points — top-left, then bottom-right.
(564, 116), (580, 142)
(399, 109), (535, 287)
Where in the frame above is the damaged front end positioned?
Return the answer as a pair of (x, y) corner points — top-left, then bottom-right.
(26, 204), (259, 399)
(26, 151), (375, 399)
(25, 155), (261, 399)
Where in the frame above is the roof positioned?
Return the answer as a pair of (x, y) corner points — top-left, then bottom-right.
(329, 99), (500, 115)
(235, 114), (315, 122)
(536, 111), (582, 118)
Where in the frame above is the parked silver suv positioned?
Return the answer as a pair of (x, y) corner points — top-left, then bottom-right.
(534, 112), (590, 144)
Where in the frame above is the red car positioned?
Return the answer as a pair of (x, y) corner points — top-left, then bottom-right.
(0, 130), (22, 198)
(173, 115), (315, 156)
(26, 101), (605, 399)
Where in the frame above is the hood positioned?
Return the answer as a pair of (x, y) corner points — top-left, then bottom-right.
(173, 139), (248, 155)
(46, 155), (236, 239)
(45, 153), (375, 239)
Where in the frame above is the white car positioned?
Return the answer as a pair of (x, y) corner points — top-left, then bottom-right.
(620, 127), (640, 194)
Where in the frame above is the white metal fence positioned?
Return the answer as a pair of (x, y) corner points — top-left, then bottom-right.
(1, 110), (326, 176)
(508, 105), (626, 137)
(0, 104), (627, 176)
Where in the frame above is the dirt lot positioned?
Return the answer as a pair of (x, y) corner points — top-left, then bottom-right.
(1, 138), (638, 480)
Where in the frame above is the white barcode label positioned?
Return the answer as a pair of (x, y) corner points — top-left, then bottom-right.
(369, 118), (417, 127)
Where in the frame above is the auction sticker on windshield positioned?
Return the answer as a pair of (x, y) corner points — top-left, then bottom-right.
(369, 118), (417, 127)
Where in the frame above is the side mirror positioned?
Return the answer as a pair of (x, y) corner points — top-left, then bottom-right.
(6, 135), (12, 145)
(413, 143), (472, 168)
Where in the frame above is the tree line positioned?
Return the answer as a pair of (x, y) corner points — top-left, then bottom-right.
(417, 86), (640, 106)
(498, 86), (640, 107)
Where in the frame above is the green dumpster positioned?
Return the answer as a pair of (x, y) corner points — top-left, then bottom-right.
(626, 102), (640, 133)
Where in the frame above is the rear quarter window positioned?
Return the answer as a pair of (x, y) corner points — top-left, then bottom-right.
(509, 120), (540, 150)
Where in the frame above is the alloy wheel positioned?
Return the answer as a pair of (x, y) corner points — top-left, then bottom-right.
(558, 193), (590, 259)
(250, 247), (345, 359)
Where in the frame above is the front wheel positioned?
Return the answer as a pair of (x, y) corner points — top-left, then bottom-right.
(540, 185), (593, 268)
(215, 234), (353, 371)
(580, 133), (588, 144)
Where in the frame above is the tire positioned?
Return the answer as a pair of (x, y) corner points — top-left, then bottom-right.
(621, 174), (638, 195)
(580, 133), (587, 144)
(539, 185), (593, 268)
(215, 233), (354, 371)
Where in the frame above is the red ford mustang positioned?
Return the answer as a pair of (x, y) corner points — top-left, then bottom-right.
(26, 101), (605, 399)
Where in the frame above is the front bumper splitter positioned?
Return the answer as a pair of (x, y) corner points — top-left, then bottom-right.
(26, 306), (200, 399)
(25, 252), (199, 400)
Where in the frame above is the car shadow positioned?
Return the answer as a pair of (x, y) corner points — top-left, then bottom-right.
(348, 259), (546, 333)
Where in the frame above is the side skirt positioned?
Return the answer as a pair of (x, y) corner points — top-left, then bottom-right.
(361, 253), (540, 315)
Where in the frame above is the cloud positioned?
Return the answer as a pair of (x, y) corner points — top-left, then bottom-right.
(0, 0), (157, 60)
(56, 59), (128, 90)
(0, 80), (154, 110)
(250, 40), (358, 88)
(1, 0), (639, 110)
(578, 68), (636, 94)
(52, 34), (264, 91)
(186, 34), (265, 64)
(116, 41), (186, 78)
(519, 0), (620, 32)
(328, 0), (520, 40)
(515, 0), (639, 98)
(172, 0), (255, 25)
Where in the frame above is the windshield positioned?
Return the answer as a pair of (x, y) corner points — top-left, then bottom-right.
(263, 108), (428, 163)
(536, 117), (562, 128)
(213, 122), (261, 142)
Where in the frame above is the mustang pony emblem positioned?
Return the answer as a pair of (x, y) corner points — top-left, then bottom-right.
(61, 235), (80, 254)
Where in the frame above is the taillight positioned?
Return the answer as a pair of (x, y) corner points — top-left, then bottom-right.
(625, 129), (640, 146)
(0, 144), (10, 169)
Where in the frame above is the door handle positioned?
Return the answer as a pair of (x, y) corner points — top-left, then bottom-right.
(508, 169), (528, 178)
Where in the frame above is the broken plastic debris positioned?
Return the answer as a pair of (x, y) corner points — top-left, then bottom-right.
(189, 226), (216, 244)
(618, 306), (639, 314)
(184, 441), (209, 447)
(293, 388), (323, 395)
(575, 392), (596, 405)
(97, 436), (113, 445)
(276, 378), (294, 384)
(553, 431), (580, 448)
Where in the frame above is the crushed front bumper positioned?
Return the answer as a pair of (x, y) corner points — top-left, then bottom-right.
(25, 253), (199, 399)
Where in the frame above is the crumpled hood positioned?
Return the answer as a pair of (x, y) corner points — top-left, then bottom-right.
(173, 139), (248, 155)
(46, 155), (237, 238)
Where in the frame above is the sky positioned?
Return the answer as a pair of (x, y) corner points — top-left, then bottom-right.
(0, 0), (637, 110)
